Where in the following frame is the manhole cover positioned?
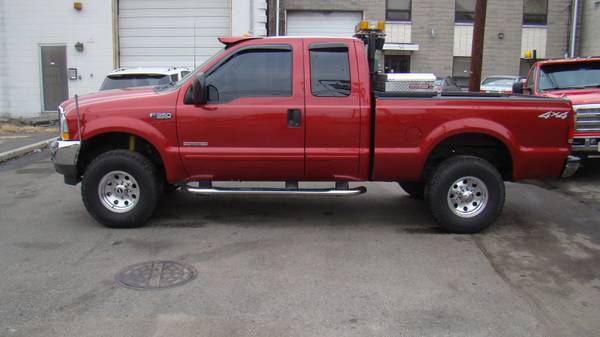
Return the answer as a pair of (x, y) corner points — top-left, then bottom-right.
(116, 261), (197, 290)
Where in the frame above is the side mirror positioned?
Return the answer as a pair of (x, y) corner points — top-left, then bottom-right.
(512, 80), (524, 94)
(191, 73), (207, 105)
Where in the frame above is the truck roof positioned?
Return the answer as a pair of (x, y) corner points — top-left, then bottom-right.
(535, 56), (600, 66)
(218, 36), (360, 47)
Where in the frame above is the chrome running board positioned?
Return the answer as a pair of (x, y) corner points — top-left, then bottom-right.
(184, 185), (367, 196)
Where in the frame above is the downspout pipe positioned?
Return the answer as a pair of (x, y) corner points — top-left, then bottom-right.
(569, 0), (579, 58)
(275, 0), (280, 36)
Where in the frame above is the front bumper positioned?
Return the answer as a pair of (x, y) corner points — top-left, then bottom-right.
(50, 139), (81, 185)
(561, 155), (581, 178)
(572, 137), (600, 153)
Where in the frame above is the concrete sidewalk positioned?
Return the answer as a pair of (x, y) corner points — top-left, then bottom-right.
(0, 131), (57, 163)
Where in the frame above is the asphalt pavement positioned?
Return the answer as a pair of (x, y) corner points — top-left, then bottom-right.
(0, 151), (598, 337)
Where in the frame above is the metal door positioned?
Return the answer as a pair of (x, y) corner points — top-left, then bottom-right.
(41, 45), (68, 112)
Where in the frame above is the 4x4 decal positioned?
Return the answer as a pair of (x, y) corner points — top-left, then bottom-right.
(538, 111), (569, 120)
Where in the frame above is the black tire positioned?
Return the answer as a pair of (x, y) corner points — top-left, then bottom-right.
(163, 183), (179, 194)
(399, 182), (425, 199)
(425, 156), (505, 234)
(81, 150), (161, 228)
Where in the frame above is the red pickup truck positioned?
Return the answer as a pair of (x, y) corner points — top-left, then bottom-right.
(514, 57), (600, 158)
(51, 29), (578, 233)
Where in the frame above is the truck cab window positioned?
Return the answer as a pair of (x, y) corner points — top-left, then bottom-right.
(310, 47), (351, 97)
(206, 48), (292, 103)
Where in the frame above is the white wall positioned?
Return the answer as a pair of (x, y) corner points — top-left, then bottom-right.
(521, 26), (547, 58)
(454, 24), (473, 57)
(0, 0), (267, 118)
(232, 0), (267, 36)
(580, 0), (600, 56)
(385, 22), (412, 44)
(0, 0), (114, 118)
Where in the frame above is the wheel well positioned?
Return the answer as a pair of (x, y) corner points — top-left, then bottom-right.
(78, 133), (165, 179)
(424, 133), (513, 181)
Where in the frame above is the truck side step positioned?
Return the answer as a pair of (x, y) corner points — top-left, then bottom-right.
(184, 185), (367, 196)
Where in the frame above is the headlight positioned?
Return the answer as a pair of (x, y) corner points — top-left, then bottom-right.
(59, 106), (70, 140)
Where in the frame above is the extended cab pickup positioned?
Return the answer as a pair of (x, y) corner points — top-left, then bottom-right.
(51, 30), (578, 233)
(514, 57), (600, 158)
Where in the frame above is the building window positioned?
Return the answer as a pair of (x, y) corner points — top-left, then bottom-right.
(386, 0), (411, 21)
(455, 0), (476, 23)
(453, 57), (471, 88)
(384, 55), (411, 73)
(523, 0), (548, 25)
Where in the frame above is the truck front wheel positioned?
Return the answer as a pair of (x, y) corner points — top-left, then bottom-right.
(426, 156), (505, 234)
(81, 150), (161, 228)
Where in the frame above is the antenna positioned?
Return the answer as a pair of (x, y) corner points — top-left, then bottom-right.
(193, 21), (197, 68)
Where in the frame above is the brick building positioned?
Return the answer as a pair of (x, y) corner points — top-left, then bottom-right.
(267, 0), (574, 84)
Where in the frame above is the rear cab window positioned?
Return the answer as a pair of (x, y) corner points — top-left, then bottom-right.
(309, 43), (351, 97)
(100, 74), (171, 91)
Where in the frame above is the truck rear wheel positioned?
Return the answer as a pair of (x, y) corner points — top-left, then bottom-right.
(426, 156), (505, 234)
(81, 150), (161, 228)
(399, 182), (425, 199)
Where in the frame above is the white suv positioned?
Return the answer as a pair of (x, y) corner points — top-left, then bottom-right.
(99, 67), (191, 91)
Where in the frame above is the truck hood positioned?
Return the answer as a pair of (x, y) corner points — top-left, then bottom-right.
(61, 86), (159, 111)
(540, 88), (600, 105)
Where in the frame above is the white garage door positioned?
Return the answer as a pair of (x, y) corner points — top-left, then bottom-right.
(118, 0), (231, 68)
(286, 11), (363, 37)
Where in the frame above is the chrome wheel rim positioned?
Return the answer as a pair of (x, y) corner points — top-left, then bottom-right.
(98, 170), (140, 213)
(447, 176), (488, 218)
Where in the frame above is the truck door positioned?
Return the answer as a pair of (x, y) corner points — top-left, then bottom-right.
(176, 40), (305, 180)
(303, 39), (363, 180)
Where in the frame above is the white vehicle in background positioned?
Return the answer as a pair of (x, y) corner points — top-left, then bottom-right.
(480, 75), (523, 93)
(99, 67), (191, 91)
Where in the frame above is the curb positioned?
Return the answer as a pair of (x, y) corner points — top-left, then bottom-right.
(0, 137), (55, 164)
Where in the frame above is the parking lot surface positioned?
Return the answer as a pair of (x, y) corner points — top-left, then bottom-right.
(1, 151), (599, 337)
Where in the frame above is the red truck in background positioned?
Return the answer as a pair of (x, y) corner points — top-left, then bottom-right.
(514, 57), (600, 158)
(51, 24), (578, 233)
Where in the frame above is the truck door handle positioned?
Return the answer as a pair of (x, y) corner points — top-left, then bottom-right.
(287, 109), (301, 128)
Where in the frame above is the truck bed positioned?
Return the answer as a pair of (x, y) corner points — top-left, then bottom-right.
(372, 93), (573, 182)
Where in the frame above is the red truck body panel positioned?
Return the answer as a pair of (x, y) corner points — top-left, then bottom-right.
(59, 36), (574, 184)
(61, 87), (189, 182)
(373, 97), (571, 181)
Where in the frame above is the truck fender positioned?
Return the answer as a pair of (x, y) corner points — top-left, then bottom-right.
(422, 117), (519, 171)
(81, 117), (188, 182)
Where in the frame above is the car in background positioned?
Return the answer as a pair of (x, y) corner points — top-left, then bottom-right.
(480, 76), (522, 93)
(434, 76), (463, 92)
(514, 57), (600, 158)
(99, 67), (191, 91)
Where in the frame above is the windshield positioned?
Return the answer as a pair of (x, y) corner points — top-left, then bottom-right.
(100, 74), (171, 91)
(171, 48), (227, 88)
(538, 61), (600, 92)
(482, 77), (515, 86)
